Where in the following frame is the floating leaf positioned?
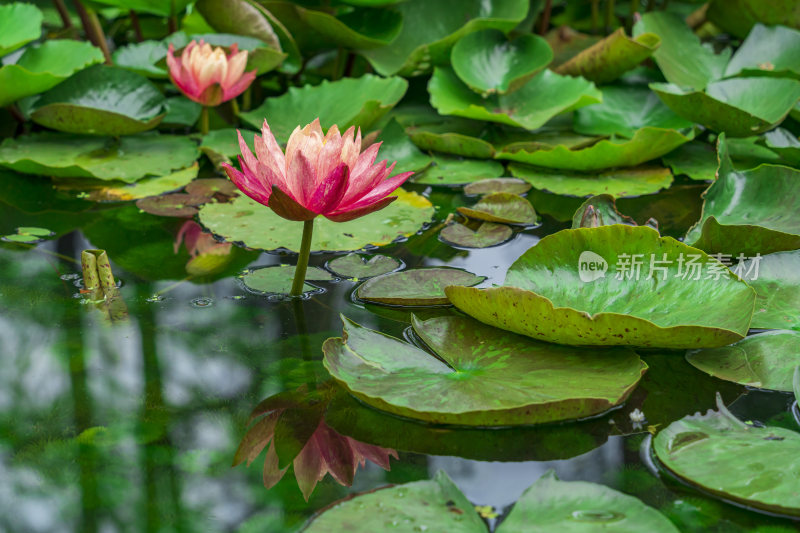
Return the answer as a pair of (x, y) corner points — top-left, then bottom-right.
(0, 132), (199, 182)
(198, 188), (434, 252)
(325, 253), (401, 279)
(725, 24), (800, 78)
(0, 3), (42, 57)
(687, 330), (800, 392)
(572, 195), (635, 229)
(661, 142), (720, 181)
(573, 86), (694, 138)
(654, 400), (800, 517)
(707, 0), (800, 39)
(2, 226), (54, 244)
(498, 127), (694, 171)
(686, 135), (800, 256)
(457, 193), (536, 225)
(199, 127), (258, 169)
(240, 264), (333, 295)
(440, 222), (513, 248)
(497, 471), (680, 532)
(375, 118), (432, 174)
(451, 29), (552, 96)
(0, 40), (104, 107)
(405, 116), (496, 158)
(651, 79), (800, 137)
(240, 75), (407, 142)
(356, 268), (485, 306)
(112, 40), (171, 78)
(81, 164), (199, 202)
(161, 96), (202, 127)
(185, 178), (239, 198)
(295, 5), (402, 49)
(555, 28), (661, 84)
(447, 225), (756, 348)
(463, 177), (530, 196)
(429, 67), (601, 130)
(194, 0), (281, 51)
(738, 250), (800, 330)
(90, 0), (193, 17)
(509, 165), (673, 197)
(136, 193), (205, 217)
(411, 154), (504, 186)
(763, 128), (800, 165)
(324, 315), (645, 425)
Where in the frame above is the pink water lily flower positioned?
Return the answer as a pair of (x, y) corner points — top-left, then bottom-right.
(222, 118), (414, 222)
(167, 40), (256, 107)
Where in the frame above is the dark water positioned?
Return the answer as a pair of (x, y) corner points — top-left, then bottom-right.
(1, 175), (798, 532)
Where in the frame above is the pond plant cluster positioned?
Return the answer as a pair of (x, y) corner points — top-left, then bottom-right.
(2, 0), (800, 531)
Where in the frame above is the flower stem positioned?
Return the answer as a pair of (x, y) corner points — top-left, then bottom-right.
(199, 106), (209, 135)
(290, 219), (314, 297)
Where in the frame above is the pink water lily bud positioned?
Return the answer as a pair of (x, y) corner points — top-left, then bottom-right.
(167, 40), (256, 107)
(222, 118), (414, 222)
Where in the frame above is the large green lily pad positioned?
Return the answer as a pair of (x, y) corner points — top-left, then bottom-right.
(497, 471), (680, 532)
(405, 116), (497, 158)
(240, 75), (407, 141)
(0, 132), (199, 182)
(654, 399), (800, 517)
(573, 86), (694, 138)
(90, 0), (193, 17)
(429, 67), (601, 130)
(498, 127), (694, 171)
(0, 3), (42, 57)
(463, 177), (530, 196)
(446, 225), (756, 348)
(440, 222), (513, 248)
(79, 164), (199, 201)
(295, 5), (402, 49)
(662, 138), (786, 181)
(375, 118), (432, 175)
(411, 154), (504, 186)
(29, 65), (166, 136)
(457, 192), (536, 225)
(451, 30), (552, 96)
(322, 314), (647, 425)
(687, 330), (800, 392)
(725, 24), (800, 78)
(508, 165), (673, 197)
(0, 40), (104, 107)
(356, 268), (485, 306)
(651, 79), (800, 137)
(360, 0), (529, 76)
(198, 188), (434, 252)
(763, 128), (800, 165)
(707, 0), (800, 39)
(686, 135), (800, 256)
(739, 250), (800, 330)
(325, 253), (402, 279)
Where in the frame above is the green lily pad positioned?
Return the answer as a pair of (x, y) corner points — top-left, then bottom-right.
(325, 253), (401, 279)
(662, 138), (786, 181)
(90, 0), (193, 17)
(463, 178), (530, 196)
(295, 5), (402, 49)
(451, 30), (552, 96)
(239, 264), (333, 295)
(0, 40), (104, 107)
(323, 314), (646, 425)
(356, 268), (485, 306)
(2, 226), (54, 244)
(161, 96), (202, 127)
(633, 12), (730, 90)
(0, 3), (42, 57)
(763, 128), (800, 165)
(405, 116), (497, 158)
(651, 79), (800, 137)
(184, 178), (239, 198)
(429, 67), (601, 130)
(554, 28), (661, 84)
(739, 250), (800, 330)
(654, 398), (800, 517)
(508, 165), (673, 197)
(0, 132), (199, 182)
(240, 75), (407, 142)
(112, 40), (170, 78)
(81, 164), (199, 201)
(198, 188), (434, 252)
(497, 471), (680, 533)
(457, 192), (536, 225)
(686, 135), (800, 256)
(687, 330), (800, 392)
(572, 195), (635, 229)
(303, 471), (486, 533)
(446, 225), (756, 348)
(440, 222), (513, 248)
(498, 127), (694, 171)
(376, 119), (432, 174)
(725, 24), (800, 79)
(193, 0), (281, 52)
(135, 193), (205, 217)
(361, 0), (529, 76)
(573, 86), (694, 138)
(707, 0), (800, 39)
(199, 127), (258, 168)
(29, 65), (166, 136)
(411, 154), (504, 186)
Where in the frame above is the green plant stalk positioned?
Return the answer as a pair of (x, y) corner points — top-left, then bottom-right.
(242, 86), (252, 111)
(53, 0), (72, 29)
(290, 219), (315, 297)
(199, 106), (209, 135)
(605, 0), (615, 34)
(72, 0), (112, 64)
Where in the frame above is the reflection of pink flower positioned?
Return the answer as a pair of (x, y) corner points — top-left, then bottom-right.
(174, 220), (231, 257)
(167, 40), (256, 107)
(222, 118), (414, 222)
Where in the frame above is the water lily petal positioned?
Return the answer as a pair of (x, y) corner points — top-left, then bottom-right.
(286, 151), (318, 205)
(307, 163), (349, 214)
(222, 157), (271, 206)
(294, 436), (325, 501)
(269, 185), (317, 221)
(325, 195), (397, 222)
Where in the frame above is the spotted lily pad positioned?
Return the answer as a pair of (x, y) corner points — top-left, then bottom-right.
(356, 268), (485, 306)
(239, 75), (407, 142)
(497, 471), (680, 532)
(463, 178), (530, 196)
(572, 195), (636, 229)
(325, 253), (402, 279)
(508, 165), (673, 197)
(724, 24), (800, 79)
(0, 132), (199, 182)
(198, 188), (434, 252)
(554, 28), (661, 84)
(446, 225), (756, 348)
(737, 250), (800, 330)
(451, 30), (552, 96)
(654, 398), (800, 517)
(457, 193), (536, 225)
(0, 40), (104, 107)
(239, 264), (333, 295)
(0, 3), (42, 57)
(29, 65), (166, 136)
(687, 330), (800, 392)
(440, 222), (513, 248)
(411, 154), (504, 186)
(2, 226), (54, 244)
(429, 67), (601, 130)
(685, 135), (800, 256)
